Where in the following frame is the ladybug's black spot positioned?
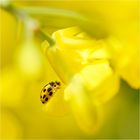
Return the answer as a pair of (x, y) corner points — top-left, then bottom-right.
(40, 95), (42, 98)
(43, 94), (46, 99)
(47, 87), (52, 92)
(43, 89), (46, 92)
(45, 98), (48, 101)
(42, 101), (45, 104)
(49, 92), (53, 96)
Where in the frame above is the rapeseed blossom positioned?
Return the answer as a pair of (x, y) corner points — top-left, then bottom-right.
(42, 25), (139, 133)
(0, 0), (139, 138)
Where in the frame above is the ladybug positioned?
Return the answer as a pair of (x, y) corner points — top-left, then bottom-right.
(40, 81), (61, 104)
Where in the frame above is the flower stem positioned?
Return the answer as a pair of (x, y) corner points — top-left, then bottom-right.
(35, 29), (55, 46)
(17, 6), (109, 39)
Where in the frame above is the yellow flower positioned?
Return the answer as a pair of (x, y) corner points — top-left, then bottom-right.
(15, 40), (44, 80)
(42, 27), (117, 132)
(42, 22), (139, 132)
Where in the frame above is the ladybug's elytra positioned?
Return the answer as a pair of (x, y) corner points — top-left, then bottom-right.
(40, 81), (61, 104)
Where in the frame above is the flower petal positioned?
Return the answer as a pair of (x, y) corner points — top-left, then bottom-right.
(65, 60), (120, 105)
(64, 74), (102, 133)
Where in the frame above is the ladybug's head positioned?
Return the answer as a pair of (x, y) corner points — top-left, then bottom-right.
(53, 81), (61, 89)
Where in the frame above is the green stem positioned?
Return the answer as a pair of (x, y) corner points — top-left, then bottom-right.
(35, 29), (55, 46)
(18, 7), (86, 20)
(17, 7), (109, 39)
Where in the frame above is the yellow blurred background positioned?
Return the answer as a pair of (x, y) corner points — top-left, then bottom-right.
(0, 0), (139, 139)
